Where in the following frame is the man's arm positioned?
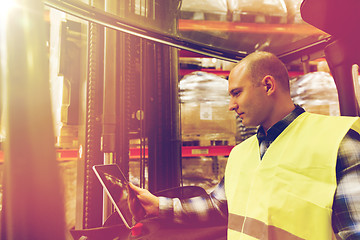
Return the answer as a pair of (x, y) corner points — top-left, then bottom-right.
(333, 129), (360, 239)
(128, 179), (228, 225)
(159, 178), (228, 225)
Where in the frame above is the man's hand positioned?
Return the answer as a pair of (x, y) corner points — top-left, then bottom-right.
(128, 182), (159, 221)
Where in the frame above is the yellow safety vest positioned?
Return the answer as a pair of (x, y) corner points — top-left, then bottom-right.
(225, 112), (360, 240)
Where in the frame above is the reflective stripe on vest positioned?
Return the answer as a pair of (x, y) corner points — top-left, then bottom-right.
(225, 112), (360, 240)
(228, 214), (303, 239)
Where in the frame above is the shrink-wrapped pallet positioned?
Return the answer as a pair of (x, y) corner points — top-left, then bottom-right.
(180, 0), (228, 20)
(180, 0), (227, 12)
(290, 71), (340, 116)
(179, 71), (237, 145)
(228, 0), (287, 23)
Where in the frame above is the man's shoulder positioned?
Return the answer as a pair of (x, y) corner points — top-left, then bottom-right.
(231, 135), (257, 151)
(298, 112), (359, 126)
(305, 112), (359, 120)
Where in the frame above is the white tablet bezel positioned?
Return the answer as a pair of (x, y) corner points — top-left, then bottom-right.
(92, 164), (133, 229)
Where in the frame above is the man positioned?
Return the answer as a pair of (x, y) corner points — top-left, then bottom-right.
(129, 51), (360, 239)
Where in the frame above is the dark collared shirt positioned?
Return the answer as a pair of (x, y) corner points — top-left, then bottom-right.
(257, 105), (305, 159)
(159, 106), (360, 239)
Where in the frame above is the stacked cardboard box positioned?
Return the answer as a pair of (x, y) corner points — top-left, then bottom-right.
(179, 71), (237, 146)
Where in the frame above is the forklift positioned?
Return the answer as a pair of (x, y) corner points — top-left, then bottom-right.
(0, 0), (359, 239)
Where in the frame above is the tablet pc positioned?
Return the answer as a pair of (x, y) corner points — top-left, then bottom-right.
(92, 164), (134, 229)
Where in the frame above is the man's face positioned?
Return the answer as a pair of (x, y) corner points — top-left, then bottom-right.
(228, 63), (270, 127)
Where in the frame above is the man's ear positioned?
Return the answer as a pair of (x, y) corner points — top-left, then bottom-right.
(262, 75), (275, 95)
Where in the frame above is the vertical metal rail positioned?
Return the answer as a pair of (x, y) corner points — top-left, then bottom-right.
(115, 32), (130, 181)
(82, 20), (104, 229)
(102, 1), (117, 156)
(101, 0), (118, 223)
(146, 42), (181, 193)
(139, 39), (146, 189)
(0, 0), (65, 238)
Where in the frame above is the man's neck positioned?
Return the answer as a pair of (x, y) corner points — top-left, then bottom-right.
(263, 104), (296, 134)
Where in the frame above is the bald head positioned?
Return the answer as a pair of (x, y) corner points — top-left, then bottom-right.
(236, 51), (290, 91)
(228, 51), (295, 129)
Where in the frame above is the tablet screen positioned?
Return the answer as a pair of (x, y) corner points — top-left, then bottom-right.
(92, 164), (133, 228)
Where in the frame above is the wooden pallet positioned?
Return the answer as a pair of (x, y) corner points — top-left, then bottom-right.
(182, 134), (236, 146)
